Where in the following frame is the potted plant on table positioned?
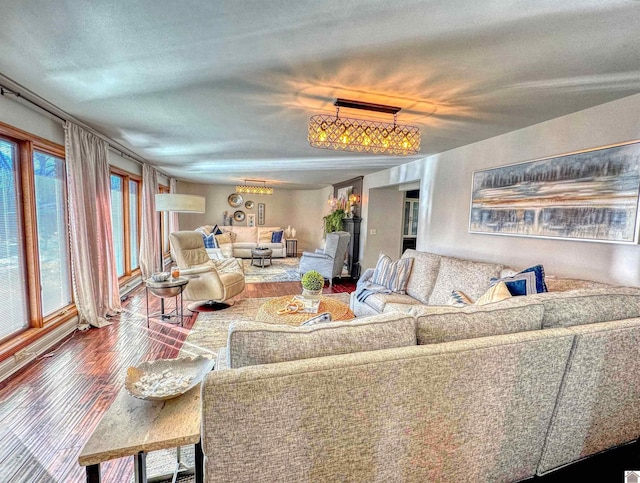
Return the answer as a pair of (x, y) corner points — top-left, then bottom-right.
(301, 270), (325, 299)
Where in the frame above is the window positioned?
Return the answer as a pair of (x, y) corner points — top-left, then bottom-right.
(109, 168), (141, 279)
(33, 151), (72, 316)
(0, 139), (28, 340)
(0, 122), (75, 351)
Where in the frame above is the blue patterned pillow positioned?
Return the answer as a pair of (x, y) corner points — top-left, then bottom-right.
(491, 264), (547, 296)
(202, 233), (218, 249)
(271, 230), (284, 243)
(371, 253), (414, 293)
(211, 224), (223, 235)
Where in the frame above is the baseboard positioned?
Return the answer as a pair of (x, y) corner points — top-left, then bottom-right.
(0, 317), (78, 383)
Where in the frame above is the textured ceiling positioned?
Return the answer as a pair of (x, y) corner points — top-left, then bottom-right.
(1, 0), (639, 189)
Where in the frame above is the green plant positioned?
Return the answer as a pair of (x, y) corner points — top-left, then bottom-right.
(322, 208), (345, 238)
(301, 270), (325, 291)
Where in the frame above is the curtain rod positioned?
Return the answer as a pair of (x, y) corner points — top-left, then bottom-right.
(0, 78), (148, 167)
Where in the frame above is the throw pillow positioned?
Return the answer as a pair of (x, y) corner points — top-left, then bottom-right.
(370, 253), (414, 294)
(301, 312), (333, 326)
(259, 230), (273, 243)
(446, 281), (512, 307)
(447, 290), (473, 307)
(475, 281), (512, 305)
(215, 232), (233, 245)
(202, 233), (218, 249)
(211, 224), (223, 235)
(271, 230), (284, 243)
(491, 264), (547, 296)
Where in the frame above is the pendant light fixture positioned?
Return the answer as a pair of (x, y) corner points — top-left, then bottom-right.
(236, 179), (273, 195)
(308, 98), (420, 156)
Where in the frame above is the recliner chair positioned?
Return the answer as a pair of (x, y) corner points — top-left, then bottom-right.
(170, 231), (245, 310)
(298, 231), (351, 286)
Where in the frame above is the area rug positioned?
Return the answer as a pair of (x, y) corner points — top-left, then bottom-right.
(178, 293), (351, 359)
(242, 257), (301, 283)
(135, 293), (351, 483)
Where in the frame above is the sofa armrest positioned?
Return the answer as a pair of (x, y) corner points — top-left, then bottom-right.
(314, 248), (324, 254)
(356, 268), (375, 289)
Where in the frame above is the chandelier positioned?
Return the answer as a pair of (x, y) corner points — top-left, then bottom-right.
(308, 98), (420, 156)
(236, 179), (273, 195)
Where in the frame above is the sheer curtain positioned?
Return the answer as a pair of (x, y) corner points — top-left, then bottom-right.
(139, 164), (159, 279)
(65, 122), (121, 328)
(169, 177), (179, 233)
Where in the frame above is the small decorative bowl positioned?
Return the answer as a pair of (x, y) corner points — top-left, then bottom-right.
(152, 271), (171, 282)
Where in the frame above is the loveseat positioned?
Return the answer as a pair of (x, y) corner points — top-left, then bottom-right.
(195, 225), (287, 259)
(197, 252), (640, 482)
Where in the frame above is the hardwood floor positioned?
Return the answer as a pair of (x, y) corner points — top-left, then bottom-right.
(0, 278), (355, 482)
(2, 276), (638, 482)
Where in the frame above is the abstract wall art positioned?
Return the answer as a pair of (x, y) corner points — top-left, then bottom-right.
(469, 141), (640, 243)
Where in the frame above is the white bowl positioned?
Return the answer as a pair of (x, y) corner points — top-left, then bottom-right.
(125, 356), (215, 401)
(152, 271), (171, 282)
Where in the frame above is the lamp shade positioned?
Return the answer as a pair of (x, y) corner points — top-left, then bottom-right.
(155, 194), (206, 213)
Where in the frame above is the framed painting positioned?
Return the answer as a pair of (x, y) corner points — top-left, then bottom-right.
(257, 203), (265, 225)
(469, 141), (640, 243)
(247, 214), (256, 227)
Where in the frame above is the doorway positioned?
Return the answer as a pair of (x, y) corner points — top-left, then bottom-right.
(402, 189), (419, 252)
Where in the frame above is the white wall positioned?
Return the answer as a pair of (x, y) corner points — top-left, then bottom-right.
(362, 93), (640, 286)
(362, 186), (405, 269)
(177, 182), (332, 253)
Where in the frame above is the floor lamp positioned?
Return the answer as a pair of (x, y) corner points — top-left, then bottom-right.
(155, 193), (206, 312)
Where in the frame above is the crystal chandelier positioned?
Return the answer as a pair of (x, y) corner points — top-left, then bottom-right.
(236, 179), (273, 195)
(308, 98), (420, 156)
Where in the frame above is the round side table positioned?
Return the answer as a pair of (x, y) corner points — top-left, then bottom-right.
(145, 277), (189, 327)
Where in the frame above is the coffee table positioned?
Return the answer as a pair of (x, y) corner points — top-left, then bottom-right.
(255, 295), (355, 326)
(251, 247), (272, 268)
(78, 385), (203, 483)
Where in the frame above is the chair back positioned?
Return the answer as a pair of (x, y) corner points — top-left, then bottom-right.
(170, 231), (210, 268)
(325, 231), (351, 277)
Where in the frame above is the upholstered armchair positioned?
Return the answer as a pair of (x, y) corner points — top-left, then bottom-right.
(298, 231), (351, 286)
(169, 231), (245, 310)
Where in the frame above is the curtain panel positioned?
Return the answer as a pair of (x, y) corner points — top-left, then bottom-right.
(139, 164), (159, 279)
(64, 122), (121, 328)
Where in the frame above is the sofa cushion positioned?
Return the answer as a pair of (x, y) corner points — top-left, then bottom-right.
(227, 313), (417, 368)
(428, 256), (503, 305)
(258, 230), (273, 243)
(202, 233), (218, 249)
(492, 265), (548, 296)
(410, 297), (544, 344)
(271, 230), (284, 243)
(401, 249), (441, 304)
(371, 253), (414, 293)
(526, 288), (640, 328)
(448, 281), (512, 307)
(363, 292), (423, 313)
(215, 232), (233, 245)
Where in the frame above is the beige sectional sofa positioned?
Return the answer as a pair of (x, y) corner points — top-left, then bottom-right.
(197, 250), (640, 481)
(217, 225), (287, 258)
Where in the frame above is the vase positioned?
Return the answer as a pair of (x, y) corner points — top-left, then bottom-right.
(285, 225), (291, 238)
(302, 288), (322, 299)
(291, 228), (297, 238)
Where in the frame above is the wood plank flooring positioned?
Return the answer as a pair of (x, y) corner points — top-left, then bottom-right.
(0, 278), (355, 482)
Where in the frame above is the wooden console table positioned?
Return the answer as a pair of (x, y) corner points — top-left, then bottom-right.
(78, 385), (203, 483)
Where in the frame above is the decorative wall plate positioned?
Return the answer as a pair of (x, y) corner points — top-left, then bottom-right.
(233, 210), (246, 222)
(228, 193), (243, 207)
(245, 200), (255, 209)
